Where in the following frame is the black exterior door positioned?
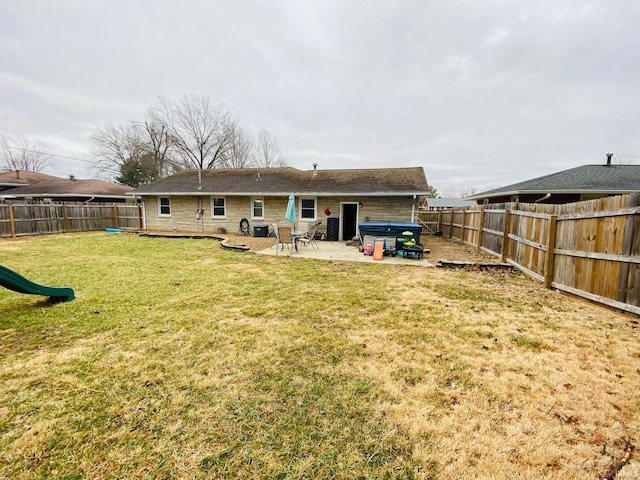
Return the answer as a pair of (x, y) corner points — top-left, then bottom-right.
(342, 203), (358, 240)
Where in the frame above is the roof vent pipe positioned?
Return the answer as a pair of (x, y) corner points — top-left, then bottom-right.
(312, 163), (318, 176)
(606, 153), (613, 166)
(15, 169), (20, 179)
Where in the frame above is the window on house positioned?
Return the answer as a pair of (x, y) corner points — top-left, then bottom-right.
(252, 198), (264, 219)
(300, 198), (316, 220)
(159, 197), (171, 216)
(212, 197), (226, 218)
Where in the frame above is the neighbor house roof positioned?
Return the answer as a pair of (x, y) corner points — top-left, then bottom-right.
(130, 166), (430, 197)
(0, 178), (133, 200)
(467, 164), (640, 201)
(0, 170), (62, 189)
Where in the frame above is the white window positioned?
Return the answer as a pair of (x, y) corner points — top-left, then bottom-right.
(251, 198), (264, 219)
(158, 197), (171, 216)
(300, 198), (316, 220)
(211, 197), (226, 218)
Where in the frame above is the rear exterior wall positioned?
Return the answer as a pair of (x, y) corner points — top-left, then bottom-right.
(142, 195), (417, 236)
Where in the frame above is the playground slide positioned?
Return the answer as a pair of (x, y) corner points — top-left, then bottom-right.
(0, 265), (75, 303)
(373, 241), (384, 261)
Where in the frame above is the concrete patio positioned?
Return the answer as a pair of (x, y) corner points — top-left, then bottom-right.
(255, 240), (434, 267)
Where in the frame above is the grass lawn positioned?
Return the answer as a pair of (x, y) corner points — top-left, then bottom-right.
(1, 233), (639, 479)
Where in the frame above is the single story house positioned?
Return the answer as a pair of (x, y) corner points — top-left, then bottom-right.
(0, 169), (133, 203)
(129, 165), (430, 240)
(467, 160), (640, 204)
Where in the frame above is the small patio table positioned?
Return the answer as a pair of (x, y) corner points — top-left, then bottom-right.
(400, 245), (424, 259)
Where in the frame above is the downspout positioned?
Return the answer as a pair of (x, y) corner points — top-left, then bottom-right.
(411, 195), (416, 222)
(197, 196), (204, 232)
(85, 196), (95, 203)
(141, 199), (147, 230)
(534, 193), (551, 203)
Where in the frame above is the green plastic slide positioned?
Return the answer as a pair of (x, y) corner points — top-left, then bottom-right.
(0, 265), (75, 303)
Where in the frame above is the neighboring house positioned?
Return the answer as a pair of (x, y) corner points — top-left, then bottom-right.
(0, 170), (61, 192)
(0, 170), (133, 203)
(467, 162), (640, 204)
(423, 198), (475, 210)
(129, 165), (430, 240)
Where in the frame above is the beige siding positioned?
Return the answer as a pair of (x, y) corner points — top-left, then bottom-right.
(142, 195), (416, 235)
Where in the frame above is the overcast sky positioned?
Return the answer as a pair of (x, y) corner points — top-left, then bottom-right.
(1, 0), (639, 194)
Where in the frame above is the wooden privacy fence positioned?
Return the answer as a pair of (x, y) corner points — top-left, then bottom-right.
(0, 203), (142, 237)
(419, 193), (640, 315)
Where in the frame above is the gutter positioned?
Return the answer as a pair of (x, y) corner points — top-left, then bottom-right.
(130, 191), (431, 197)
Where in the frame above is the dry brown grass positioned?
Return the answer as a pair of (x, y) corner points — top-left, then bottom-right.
(0, 233), (638, 479)
(345, 268), (640, 478)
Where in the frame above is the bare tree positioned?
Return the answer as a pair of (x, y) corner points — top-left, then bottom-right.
(440, 187), (480, 198)
(91, 120), (173, 185)
(150, 94), (233, 170)
(221, 122), (256, 169)
(139, 120), (173, 178)
(255, 129), (287, 168)
(92, 123), (145, 178)
(459, 186), (480, 198)
(92, 95), (289, 180)
(0, 134), (51, 172)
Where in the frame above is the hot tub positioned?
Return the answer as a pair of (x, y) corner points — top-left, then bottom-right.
(358, 221), (422, 244)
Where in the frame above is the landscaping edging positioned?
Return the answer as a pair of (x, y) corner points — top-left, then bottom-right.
(137, 231), (252, 252)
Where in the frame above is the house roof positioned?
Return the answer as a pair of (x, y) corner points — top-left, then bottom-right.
(130, 166), (430, 197)
(0, 178), (133, 200)
(0, 169), (62, 188)
(467, 164), (640, 200)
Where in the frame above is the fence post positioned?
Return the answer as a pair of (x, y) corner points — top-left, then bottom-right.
(8, 204), (16, 237)
(501, 207), (512, 263)
(437, 210), (442, 232)
(460, 209), (466, 245)
(617, 193), (640, 302)
(138, 205), (143, 230)
(113, 204), (119, 228)
(442, 212), (451, 238)
(62, 205), (69, 232)
(544, 215), (558, 288)
(477, 205), (485, 251)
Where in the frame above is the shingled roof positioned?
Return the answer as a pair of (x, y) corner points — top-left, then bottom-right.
(467, 164), (640, 200)
(130, 166), (429, 197)
(0, 170), (62, 188)
(0, 178), (132, 200)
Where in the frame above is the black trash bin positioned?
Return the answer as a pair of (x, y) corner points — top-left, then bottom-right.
(253, 224), (269, 237)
